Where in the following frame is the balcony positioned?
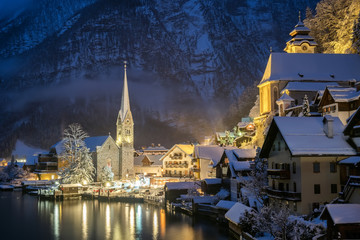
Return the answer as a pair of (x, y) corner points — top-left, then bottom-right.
(267, 169), (290, 179)
(266, 188), (301, 201)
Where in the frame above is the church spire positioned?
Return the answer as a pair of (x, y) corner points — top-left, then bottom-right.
(120, 61), (130, 122)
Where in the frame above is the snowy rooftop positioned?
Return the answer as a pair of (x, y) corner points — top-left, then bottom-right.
(204, 178), (222, 185)
(277, 93), (294, 102)
(143, 145), (168, 152)
(12, 140), (45, 157)
(321, 204), (360, 225)
(232, 161), (252, 171)
(194, 145), (225, 166)
(216, 200), (237, 210)
(225, 202), (253, 224)
(281, 82), (339, 93)
(232, 148), (256, 159)
(263, 117), (357, 156)
(165, 181), (200, 190)
(339, 156), (360, 165)
(260, 53), (360, 85)
(84, 136), (109, 152)
(327, 86), (360, 102)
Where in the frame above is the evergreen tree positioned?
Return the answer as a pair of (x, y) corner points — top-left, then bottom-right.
(59, 123), (95, 184)
(100, 165), (114, 182)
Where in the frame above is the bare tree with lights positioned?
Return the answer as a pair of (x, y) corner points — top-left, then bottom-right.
(59, 123), (95, 184)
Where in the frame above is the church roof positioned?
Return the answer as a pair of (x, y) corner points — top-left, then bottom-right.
(51, 135), (111, 154)
(259, 53), (360, 85)
(281, 81), (339, 93)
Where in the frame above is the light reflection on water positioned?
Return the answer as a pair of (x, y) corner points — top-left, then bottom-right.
(0, 191), (230, 240)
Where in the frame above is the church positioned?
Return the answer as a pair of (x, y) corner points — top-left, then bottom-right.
(257, 16), (360, 117)
(38, 62), (135, 181)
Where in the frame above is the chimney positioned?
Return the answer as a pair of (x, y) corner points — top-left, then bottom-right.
(323, 115), (334, 138)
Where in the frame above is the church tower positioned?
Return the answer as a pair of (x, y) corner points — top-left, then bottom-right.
(116, 61), (134, 178)
(284, 12), (317, 53)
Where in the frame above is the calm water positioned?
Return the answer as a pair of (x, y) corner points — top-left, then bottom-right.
(0, 191), (230, 240)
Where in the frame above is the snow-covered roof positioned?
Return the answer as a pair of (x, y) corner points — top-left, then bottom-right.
(277, 93), (294, 103)
(194, 145), (224, 166)
(260, 53), (360, 85)
(143, 145), (168, 152)
(216, 200), (237, 210)
(204, 178), (222, 185)
(232, 149), (256, 159)
(326, 86), (360, 102)
(165, 181), (200, 190)
(52, 136), (112, 154)
(134, 155), (163, 166)
(321, 204), (360, 225)
(84, 136), (109, 152)
(225, 202), (253, 224)
(339, 156), (360, 165)
(216, 132), (236, 138)
(232, 161), (252, 171)
(261, 117), (356, 157)
(225, 150), (238, 163)
(281, 82), (339, 93)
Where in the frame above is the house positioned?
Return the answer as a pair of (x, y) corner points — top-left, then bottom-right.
(225, 202), (254, 239)
(320, 204), (360, 239)
(318, 86), (360, 125)
(34, 151), (59, 180)
(201, 178), (222, 195)
(161, 144), (194, 178)
(134, 154), (163, 177)
(193, 145), (226, 179)
(140, 144), (168, 155)
(51, 135), (120, 181)
(164, 181), (201, 204)
(260, 116), (356, 215)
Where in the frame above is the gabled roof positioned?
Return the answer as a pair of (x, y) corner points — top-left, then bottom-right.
(320, 204), (360, 225)
(232, 148), (256, 159)
(134, 154), (163, 166)
(260, 117), (356, 157)
(160, 144), (194, 161)
(343, 107), (360, 135)
(194, 145), (225, 166)
(276, 93), (294, 103)
(259, 53), (360, 85)
(225, 202), (253, 225)
(320, 86), (360, 104)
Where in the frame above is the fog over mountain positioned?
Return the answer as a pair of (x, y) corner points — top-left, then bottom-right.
(0, 0), (319, 156)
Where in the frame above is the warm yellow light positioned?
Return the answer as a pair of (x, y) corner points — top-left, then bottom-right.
(105, 182), (111, 187)
(83, 180), (87, 185)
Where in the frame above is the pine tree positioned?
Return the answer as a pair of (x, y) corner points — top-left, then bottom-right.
(59, 123), (95, 184)
(100, 165), (114, 182)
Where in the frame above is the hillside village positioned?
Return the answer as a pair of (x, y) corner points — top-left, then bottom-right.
(2, 14), (360, 240)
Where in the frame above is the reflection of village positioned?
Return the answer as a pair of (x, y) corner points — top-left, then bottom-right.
(2, 17), (360, 239)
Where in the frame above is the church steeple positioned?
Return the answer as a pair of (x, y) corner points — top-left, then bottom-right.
(120, 61), (130, 123)
(284, 12), (317, 53)
(116, 61), (134, 179)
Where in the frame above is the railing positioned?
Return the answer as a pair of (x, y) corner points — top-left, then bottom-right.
(267, 169), (290, 179)
(266, 188), (301, 201)
(339, 176), (360, 202)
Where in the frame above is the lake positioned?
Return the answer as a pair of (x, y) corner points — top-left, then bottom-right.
(0, 191), (231, 240)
